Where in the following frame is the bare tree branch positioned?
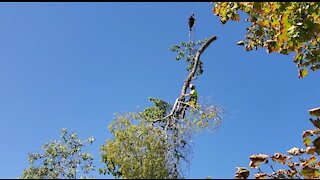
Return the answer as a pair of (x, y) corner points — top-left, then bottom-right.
(180, 35), (217, 96)
(151, 35), (217, 124)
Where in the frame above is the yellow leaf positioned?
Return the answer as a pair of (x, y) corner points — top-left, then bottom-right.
(261, 19), (269, 27)
(278, 33), (288, 42)
(213, 6), (219, 15)
(287, 41), (293, 47)
(299, 69), (308, 78)
(271, 19), (280, 28)
(311, 39), (317, 46)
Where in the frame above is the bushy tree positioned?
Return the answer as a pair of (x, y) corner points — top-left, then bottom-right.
(100, 36), (224, 179)
(100, 97), (223, 179)
(21, 128), (95, 179)
(99, 100), (171, 179)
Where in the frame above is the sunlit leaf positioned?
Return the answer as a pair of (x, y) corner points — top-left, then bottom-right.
(304, 137), (312, 146)
(220, 17), (227, 24)
(249, 154), (268, 168)
(237, 41), (245, 46)
(306, 146), (315, 155)
(287, 147), (304, 156)
(302, 129), (320, 139)
(234, 167), (250, 179)
(309, 107), (320, 117)
(261, 20), (269, 27)
(254, 173), (267, 179)
(278, 33), (289, 42)
(299, 68), (308, 78)
(271, 153), (291, 164)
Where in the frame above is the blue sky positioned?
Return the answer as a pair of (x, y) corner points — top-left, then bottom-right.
(0, 2), (319, 179)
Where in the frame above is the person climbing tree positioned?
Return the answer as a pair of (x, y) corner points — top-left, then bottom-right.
(185, 83), (198, 106)
(180, 83), (198, 118)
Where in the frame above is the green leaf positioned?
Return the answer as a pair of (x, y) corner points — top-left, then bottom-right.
(315, 169), (320, 177)
(294, 53), (302, 63)
(304, 137), (312, 146)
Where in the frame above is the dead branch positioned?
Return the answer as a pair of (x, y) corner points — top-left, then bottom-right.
(151, 35), (217, 124)
(180, 35), (217, 96)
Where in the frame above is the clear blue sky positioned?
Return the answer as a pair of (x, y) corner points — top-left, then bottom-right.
(0, 2), (319, 179)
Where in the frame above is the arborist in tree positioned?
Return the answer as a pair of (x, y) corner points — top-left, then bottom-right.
(184, 83), (198, 106)
(180, 83), (198, 118)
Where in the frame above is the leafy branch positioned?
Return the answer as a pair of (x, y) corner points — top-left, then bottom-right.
(100, 34), (222, 179)
(235, 107), (320, 179)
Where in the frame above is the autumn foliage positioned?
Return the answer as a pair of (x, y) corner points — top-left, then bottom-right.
(234, 108), (320, 179)
(212, 2), (320, 78)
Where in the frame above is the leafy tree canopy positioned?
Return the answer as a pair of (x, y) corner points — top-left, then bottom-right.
(21, 128), (95, 179)
(100, 97), (223, 179)
(212, 2), (320, 78)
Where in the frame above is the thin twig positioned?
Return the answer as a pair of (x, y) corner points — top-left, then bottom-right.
(258, 167), (264, 174)
(270, 164), (277, 173)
